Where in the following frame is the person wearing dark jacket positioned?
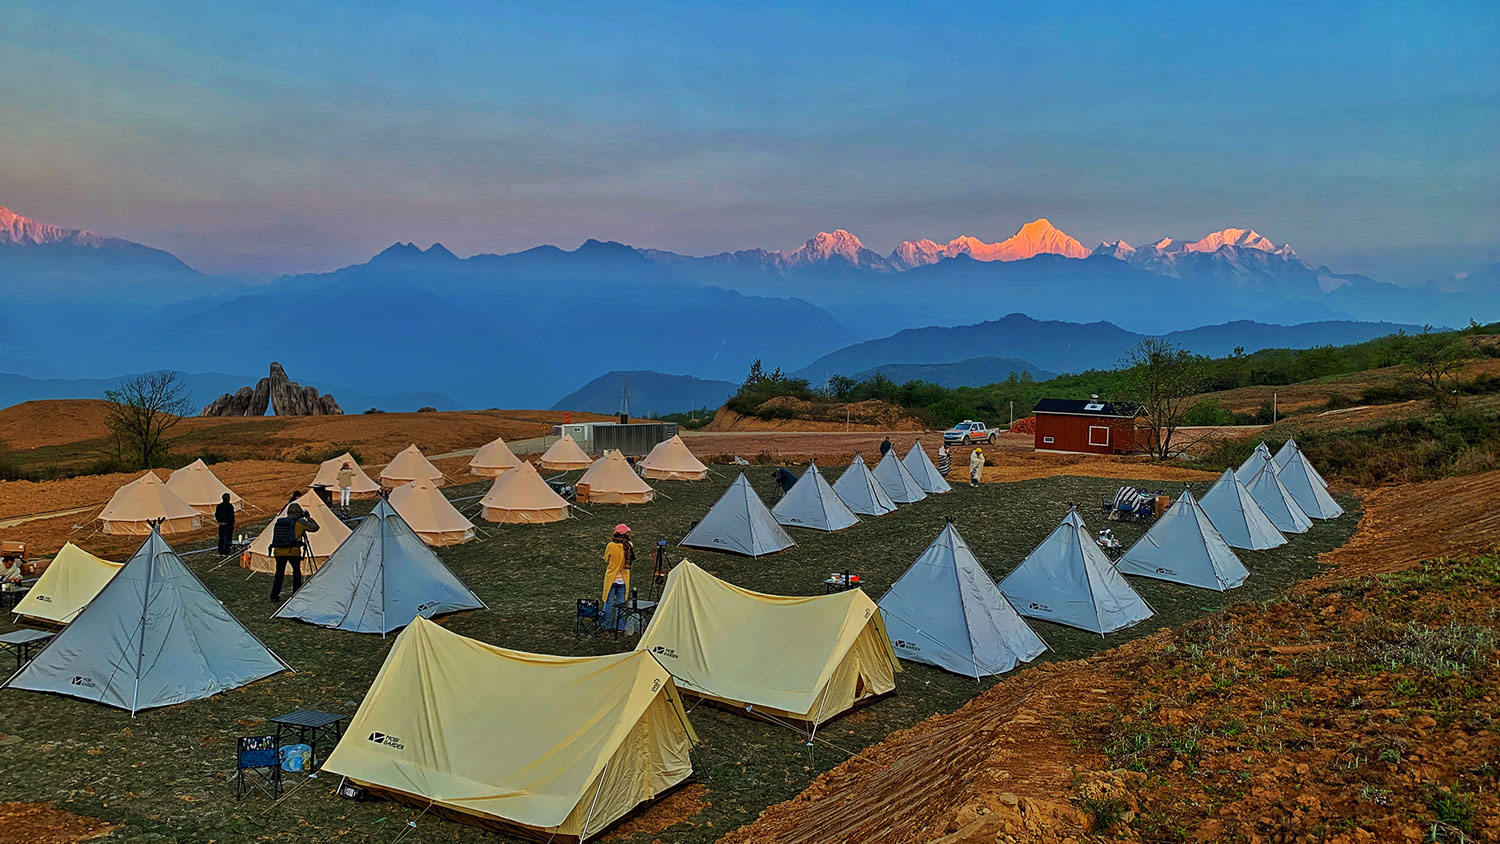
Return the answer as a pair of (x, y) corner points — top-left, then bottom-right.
(772, 466), (797, 496)
(879, 437), (893, 456)
(269, 503), (319, 603)
(214, 493), (236, 556)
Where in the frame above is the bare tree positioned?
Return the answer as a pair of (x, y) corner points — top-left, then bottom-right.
(105, 371), (193, 469)
(1122, 338), (1204, 460)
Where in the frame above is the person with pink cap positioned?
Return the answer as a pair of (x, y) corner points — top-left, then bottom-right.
(601, 524), (635, 633)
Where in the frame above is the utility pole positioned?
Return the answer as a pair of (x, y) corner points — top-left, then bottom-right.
(1272, 391), (1278, 425)
(1009, 401), (1013, 428)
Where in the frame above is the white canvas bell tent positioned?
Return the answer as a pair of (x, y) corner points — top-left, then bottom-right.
(310, 452), (381, 498)
(879, 521), (1047, 677)
(831, 455), (897, 517)
(872, 449), (927, 504)
(1245, 465), (1313, 534)
(636, 561), (899, 725)
(771, 462), (859, 532)
(538, 433), (592, 472)
(1198, 469), (1287, 550)
(1276, 447), (1343, 519)
(11, 543), (122, 626)
(679, 473), (796, 557)
(1116, 490), (1250, 591)
(274, 500), (485, 635)
(902, 443), (952, 494)
(1272, 438), (1328, 488)
(244, 491), (352, 573)
(577, 450), (655, 504)
(165, 459), (242, 515)
(388, 475), (476, 546)
(1236, 441), (1274, 483)
(999, 509), (1153, 635)
(322, 619), (696, 843)
(638, 434), (709, 481)
(3, 526), (290, 713)
(468, 435), (523, 477)
(380, 444), (446, 489)
(478, 461), (571, 524)
(98, 472), (201, 535)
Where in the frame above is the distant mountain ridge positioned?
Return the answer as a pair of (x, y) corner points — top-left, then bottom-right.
(551, 370), (736, 416)
(849, 357), (1056, 388)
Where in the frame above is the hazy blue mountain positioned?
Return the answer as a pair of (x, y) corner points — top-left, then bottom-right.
(796, 314), (1422, 380)
(551, 370), (736, 415)
(0, 370), (457, 415)
(846, 357), (1055, 388)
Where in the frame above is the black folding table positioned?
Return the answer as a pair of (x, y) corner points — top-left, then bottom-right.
(270, 710), (349, 768)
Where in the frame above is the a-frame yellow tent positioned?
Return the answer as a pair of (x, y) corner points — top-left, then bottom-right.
(322, 618), (697, 842)
(243, 491), (351, 573)
(11, 543), (122, 626)
(636, 561), (899, 725)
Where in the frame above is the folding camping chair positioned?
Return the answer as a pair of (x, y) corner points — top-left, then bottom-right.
(575, 598), (603, 637)
(236, 735), (282, 800)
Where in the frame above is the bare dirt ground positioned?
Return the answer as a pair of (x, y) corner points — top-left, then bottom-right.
(718, 468), (1500, 844)
(0, 802), (115, 843)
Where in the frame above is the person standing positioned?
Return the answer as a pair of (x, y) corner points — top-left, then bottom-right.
(601, 525), (634, 633)
(937, 443), (952, 477)
(337, 461), (355, 512)
(214, 492), (236, 556)
(269, 503), (319, 604)
(969, 446), (985, 487)
(879, 436), (893, 457)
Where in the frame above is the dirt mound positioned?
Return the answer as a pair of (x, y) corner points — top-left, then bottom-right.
(703, 400), (924, 432)
(1008, 416), (1037, 435)
(0, 802), (115, 843)
(0, 400), (114, 450)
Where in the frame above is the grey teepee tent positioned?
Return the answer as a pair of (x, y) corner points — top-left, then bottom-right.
(274, 499), (486, 635)
(3, 526), (289, 714)
(1236, 441), (1274, 483)
(1245, 464), (1312, 534)
(999, 509), (1153, 634)
(1272, 438), (1328, 487)
(1276, 447), (1343, 519)
(1116, 491), (1250, 591)
(771, 463), (860, 532)
(1199, 468), (1287, 550)
(680, 473), (796, 557)
(902, 443), (952, 494)
(879, 521), (1047, 676)
(872, 449), (927, 504)
(832, 455), (897, 516)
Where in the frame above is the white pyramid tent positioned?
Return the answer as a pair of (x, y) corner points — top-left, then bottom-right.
(1236, 441), (1274, 483)
(1116, 491), (1250, 591)
(999, 509), (1153, 634)
(1245, 465), (1312, 534)
(274, 500), (485, 635)
(1272, 438), (1328, 487)
(771, 462), (859, 532)
(879, 521), (1047, 677)
(3, 527), (289, 713)
(1276, 448), (1343, 519)
(468, 435), (523, 477)
(832, 455), (897, 516)
(165, 459), (242, 514)
(872, 449), (927, 504)
(902, 443), (952, 494)
(1199, 469), (1287, 550)
(680, 473), (796, 557)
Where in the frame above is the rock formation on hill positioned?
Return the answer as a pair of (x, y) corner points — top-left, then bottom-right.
(200, 362), (342, 417)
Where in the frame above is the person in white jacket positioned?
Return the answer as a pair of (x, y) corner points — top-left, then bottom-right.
(969, 447), (985, 487)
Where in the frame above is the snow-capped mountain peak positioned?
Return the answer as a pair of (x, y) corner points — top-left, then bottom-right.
(779, 229), (886, 269)
(1184, 228), (1276, 254)
(887, 218), (1090, 269)
(0, 205), (105, 247)
(1093, 240), (1136, 260)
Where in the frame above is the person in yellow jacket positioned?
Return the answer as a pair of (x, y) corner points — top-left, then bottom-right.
(601, 524), (634, 632)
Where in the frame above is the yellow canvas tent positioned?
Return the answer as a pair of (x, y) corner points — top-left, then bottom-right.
(638, 435), (708, 481)
(11, 543), (122, 626)
(165, 459), (243, 514)
(322, 618), (696, 843)
(636, 561), (899, 725)
(310, 452), (381, 498)
(388, 476), (476, 546)
(99, 472), (202, 535)
(380, 444), (446, 489)
(479, 462), (570, 524)
(468, 436), (522, 477)
(538, 434), (592, 471)
(243, 491), (351, 573)
(577, 450), (655, 504)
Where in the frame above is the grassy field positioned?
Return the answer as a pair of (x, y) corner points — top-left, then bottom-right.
(0, 465), (1359, 843)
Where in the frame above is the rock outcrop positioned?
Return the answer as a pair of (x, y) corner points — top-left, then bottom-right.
(199, 362), (343, 417)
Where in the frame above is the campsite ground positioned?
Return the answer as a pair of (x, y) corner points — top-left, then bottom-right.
(0, 452), (1360, 843)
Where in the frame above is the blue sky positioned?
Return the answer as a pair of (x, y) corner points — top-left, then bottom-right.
(1, 0), (1496, 279)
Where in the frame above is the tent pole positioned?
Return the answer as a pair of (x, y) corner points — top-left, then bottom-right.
(131, 526), (159, 717)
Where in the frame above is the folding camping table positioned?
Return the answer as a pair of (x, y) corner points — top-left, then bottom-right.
(0, 628), (53, 669)
(611, 599), (657, 639)
(0, 578), (37, 611)
(270, 710), (348, 768)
